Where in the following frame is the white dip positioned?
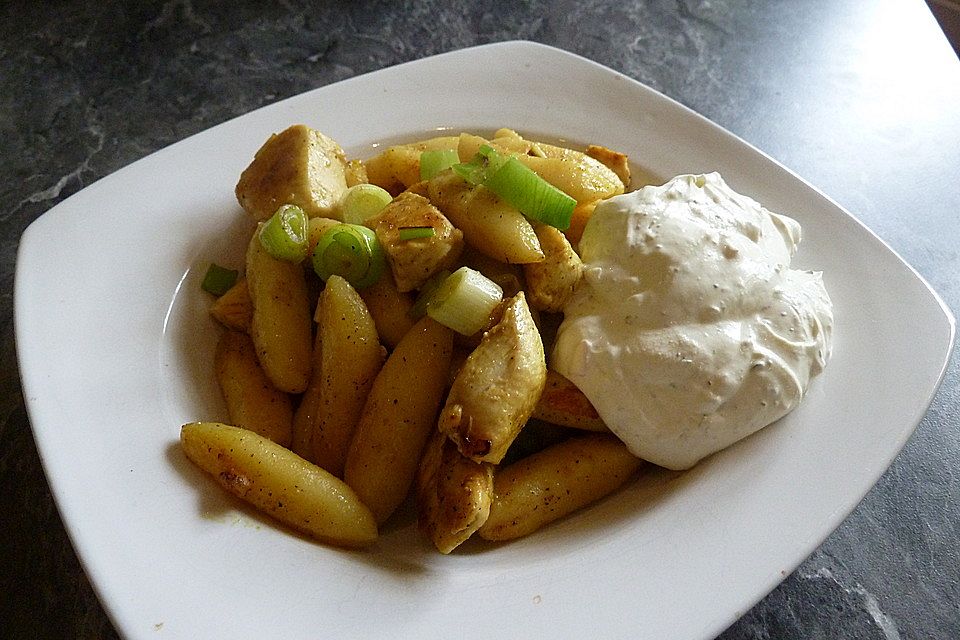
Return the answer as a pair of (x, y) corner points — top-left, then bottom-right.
(552, 173), (833, 470)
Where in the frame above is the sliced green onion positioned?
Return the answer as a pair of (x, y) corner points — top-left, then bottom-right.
(259, 204), (309, 262)
(419, 149), (460, 181)
(201, 263), (238, 296)
(453, 146), (576, 230)
(398, 226), (436, 241)
(311, 223), (385, 289)
(426, 267), (503, 336)
(409, 269), (451, 320)
(486, 157), (576, 229)
(338, 184), (393, 224)
(451, 144), (507, 186)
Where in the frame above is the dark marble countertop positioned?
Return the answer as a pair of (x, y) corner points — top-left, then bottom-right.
(2, 1), (958, 638)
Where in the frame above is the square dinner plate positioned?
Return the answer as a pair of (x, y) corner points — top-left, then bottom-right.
(15, 41), (955, 640)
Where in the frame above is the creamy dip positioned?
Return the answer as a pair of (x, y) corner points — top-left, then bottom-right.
(552, 173), (833, 470)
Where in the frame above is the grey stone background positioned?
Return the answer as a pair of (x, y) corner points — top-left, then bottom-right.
(2, 1), (958, 638)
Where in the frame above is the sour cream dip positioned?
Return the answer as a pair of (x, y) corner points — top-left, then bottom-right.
(552, 173), (833, 470)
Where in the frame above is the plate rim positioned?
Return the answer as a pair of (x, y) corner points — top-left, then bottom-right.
(14, 40), (957, 640)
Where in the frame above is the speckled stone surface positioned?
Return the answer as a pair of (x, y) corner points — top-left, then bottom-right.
(2, 1), (958, 638)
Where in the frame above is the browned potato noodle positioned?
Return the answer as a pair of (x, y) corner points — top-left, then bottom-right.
(427, 172), (544, 264)
(181, 422), (377, 548)
(458, 131), (624, 204)
(532, 369), (608, 432)
(245, 229), (312, 393)
(290, 328), (324, 462)
(309, 275), (385, 477)
(479, 433), (642, 541)
(358, 272), (416, 349)
(344, 316), (454, 524)
(209, 277), (252, 332)
(215, 330), (293, 447)
(365, 135), (459, 194)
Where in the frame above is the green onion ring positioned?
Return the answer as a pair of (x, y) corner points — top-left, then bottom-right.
(259, 204), (309, 262)
(311, 223), (386, 289)
(419, 149), (460, 181)
(339, 184), (393, 224)
(452, 145), (575, 230)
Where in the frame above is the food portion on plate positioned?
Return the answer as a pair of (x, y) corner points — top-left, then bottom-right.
(181, 124), (833, 553)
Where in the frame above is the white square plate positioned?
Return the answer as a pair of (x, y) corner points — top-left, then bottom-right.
(15, 41), (955, 639)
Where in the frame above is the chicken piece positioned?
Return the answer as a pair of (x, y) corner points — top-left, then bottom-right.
(438, 292), (547, 464)
(585, 144), (631, 189)
(416, 430), (493, 554)
(523, 224), (583, 313)
(364, 192), (464, 292)
(235, 124), (349, 221)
